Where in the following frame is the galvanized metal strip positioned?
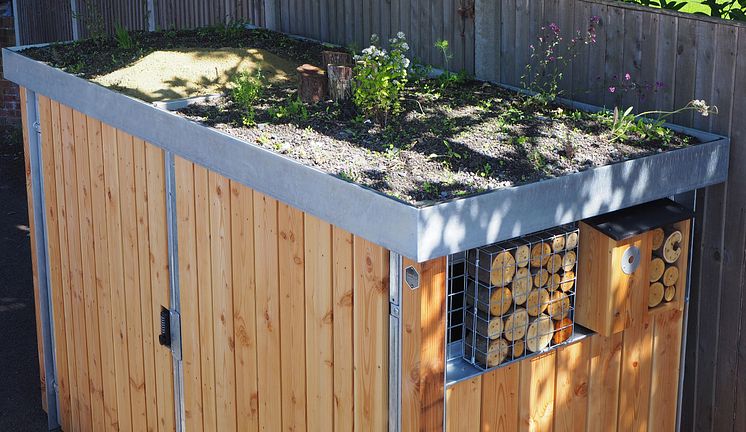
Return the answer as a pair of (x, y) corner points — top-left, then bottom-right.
(2, 49), (421, 259)
(164, 151), (185, 431)
(69, 0), (79, 40)
(418, 138), (729, 261)
(11, 0), (20, 46)
(675, 193), (696, 432)
(147, 0), (156, 31)
(3, 48), (731, 263)
(388, 252), (403, 432)
(25, 89), (61, 430)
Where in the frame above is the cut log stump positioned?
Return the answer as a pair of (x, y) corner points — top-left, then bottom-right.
(503, 308), (529, 341)
(663, 265), (679, 287)
(321, 50), (353, 67)
(649, 257), (665, 282)
(662, 229), (683, 263)
(297, 64), (327, 104)
(526, 314), (554, 352)
(327, 65), (353, 102)
(649, 282), (664, 308)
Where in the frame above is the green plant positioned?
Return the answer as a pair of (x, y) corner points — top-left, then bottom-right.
(231, 70), (264, 126)
(73, 0), (106, 40)
(269, 96), (309, 121)
(607, 99), (718, 142)
(433, 39), (469, 88)
(353, 32), (411, 125)
(422, 181), (439, 195)
(522, 17), (600, 105)
(115, 24), (135, 49)
(620, 0), (746, 21)
(479, 163), (493, 178)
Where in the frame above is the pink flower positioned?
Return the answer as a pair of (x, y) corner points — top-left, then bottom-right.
(625, 73), (631, 81)
(549, 23), (561, 34)
(609, 87), (616, 93)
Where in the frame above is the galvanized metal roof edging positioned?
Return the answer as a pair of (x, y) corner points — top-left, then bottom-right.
(4, 46), (730, 262)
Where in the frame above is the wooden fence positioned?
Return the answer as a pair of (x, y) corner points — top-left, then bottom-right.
(11, 0), (746, 430)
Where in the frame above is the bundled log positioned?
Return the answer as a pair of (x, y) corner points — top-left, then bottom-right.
(321, 50), (353, 67)
(327, 65), (353, 102)
(546, 273), (562, 292)
(526, 314), (554, 352)
(566, 232), (579, 250)
(511, 339), (525, 358)
(562, 251), (577, 272)
(664, 285), (676, 302)
(467, 248), (516, 287)
(547, 291), (570, 320)
(465, 310), (504, 339)
(546, 254), (563, 274)
(526, 288), (550, 316)
(503, 308), (529, 341)
(552, 235), (566, 252)
(560, 271), (575, 292)
(533, 268), (550, 288)
(662, 229), (683, 264)
(467, 338), (509, 368)
(489, 251), (517, 287)
(651, 228), (665, 251)
(297, 64), (327, 104)
(552, 317), (573, 344)
(649, 282), (664, 308)
(649, 257), (665, 283)
(511, 267), (531, 305)
(662, 265), (679, 287)
(465, 281), (512, 316)
(530, 243), (552, 267)
(515, 244), (531, 268)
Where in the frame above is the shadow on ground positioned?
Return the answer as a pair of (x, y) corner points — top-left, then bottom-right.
(0, 125), (51, 431)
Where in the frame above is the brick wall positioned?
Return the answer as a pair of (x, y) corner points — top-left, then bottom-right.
(0, 16), (20, 125)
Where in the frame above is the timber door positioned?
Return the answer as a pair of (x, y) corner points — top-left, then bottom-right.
(37, 95), (176, 432)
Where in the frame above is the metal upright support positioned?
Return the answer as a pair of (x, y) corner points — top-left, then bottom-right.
(25, 89), (61, 430)
(388, 252), (403, 432)
(165, 151), (185, 432)
(70, 0), (79, 40)
(146, 0), (156, 31)
(675, 192), (696, 432)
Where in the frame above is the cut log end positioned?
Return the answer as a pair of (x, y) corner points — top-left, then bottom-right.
(530, 243), (552, 267)
(662, 229), (683, 264)
(321, 50), (353, 67)
(562, 251), (577, 272)
(511, 267), (531, 305)
(649, 282), (665, 308)
(526, 288), (550, 317)
(465, 311), (504, 340)
(515, 245), (531, 268)
(547, 291), (570, 321)
(503, 308), (529, 341)
(565, 232), (579, 250)
(560, 271), (575, 292)
(649, 257), (665, 283)
(651, 228), (665, 251)
(533, 268), (550, 288)
(552, 317), (574, 344)
(511, 339), (525, 358)
(664, 285), (676, 302)
(490, 251), (517, 287)
(662, 265), (679, 287)
(526, 314), (554, 353)
(546, 254), (563, 274)
(552, 235), (566, 252)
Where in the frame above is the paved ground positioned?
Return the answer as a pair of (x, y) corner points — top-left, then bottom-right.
(0, 125), (52, 431)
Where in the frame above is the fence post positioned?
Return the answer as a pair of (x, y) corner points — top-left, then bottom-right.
(263, 0), (278, 30)
(474, 0), (500, 83)
(69, 0), (79, 40)
(147, 0), (156, 31)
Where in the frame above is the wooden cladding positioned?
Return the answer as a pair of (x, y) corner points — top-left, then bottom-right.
(174, 158), (390, 431)
(31, 95), (391, 431)
(35, 93), (175, 432)
(445, 308), (683, 431)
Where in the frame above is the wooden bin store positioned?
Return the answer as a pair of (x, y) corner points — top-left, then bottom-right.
(6, 41), (731, 431)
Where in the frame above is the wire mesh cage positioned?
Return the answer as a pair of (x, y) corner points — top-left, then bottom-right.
(452, 225), (579, 370)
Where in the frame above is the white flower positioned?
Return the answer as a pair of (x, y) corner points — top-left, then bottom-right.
(401, 42), (410, 51)
(402, 58), (411, 68)
(397, 31), (405, 39)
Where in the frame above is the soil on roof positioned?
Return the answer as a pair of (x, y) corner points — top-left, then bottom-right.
(22, 27), (696, 206)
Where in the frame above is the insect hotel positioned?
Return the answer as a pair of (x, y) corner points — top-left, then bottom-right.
(5, 21), (730, 432)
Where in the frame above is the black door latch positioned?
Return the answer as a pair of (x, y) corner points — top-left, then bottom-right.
(159, 306), (171, 347)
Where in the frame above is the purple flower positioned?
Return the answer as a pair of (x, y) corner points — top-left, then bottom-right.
(549, 23), (561, 34)
(609, 86), (616, 93)
(549, 56), (556, 62)
(655, 81), (666, 89)
(590, 15), (601, 25)
(625, 73), (631, 81)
